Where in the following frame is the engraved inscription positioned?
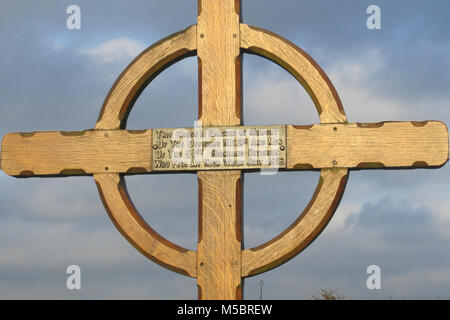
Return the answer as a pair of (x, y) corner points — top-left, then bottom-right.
(152, 126), (286, 171)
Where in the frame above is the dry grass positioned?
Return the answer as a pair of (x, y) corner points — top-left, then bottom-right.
(310, 288), (347, 300)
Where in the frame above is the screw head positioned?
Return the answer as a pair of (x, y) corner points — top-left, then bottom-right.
(152, 144), (158, 150)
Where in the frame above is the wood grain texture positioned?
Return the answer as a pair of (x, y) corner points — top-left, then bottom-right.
(240, 23), (347, 124)
(0, 0), (447, 302)
(242, 168), (348, 277)
(87, 24), (198, 279)
(1, 130), (152, 176)
(197, 0), (241, 126)
(197, 171), (242, 299)
(287, 121), (449, 169)
(94, 173), (196, 277)
(95, 25), (197, 130)
(197, 0), (243, 300)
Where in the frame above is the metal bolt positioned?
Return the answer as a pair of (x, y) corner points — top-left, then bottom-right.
(280, 146), (285, 151)
(200, 33), (205, 38)
(152, 144), (158, 150)
(332, 160), (337, 166)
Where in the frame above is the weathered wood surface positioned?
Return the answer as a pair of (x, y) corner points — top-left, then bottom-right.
(0, 0), (448, 303)
(1, 130), (152, 176)
(197, 0), (242, 126)
(197, 171), (242, 299)
(2, 122), (446, 177)
(287, 121), (449, 169)
(196, 0), (243, 300)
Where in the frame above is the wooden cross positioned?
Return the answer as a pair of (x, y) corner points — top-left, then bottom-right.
(1, 0), (448, 300)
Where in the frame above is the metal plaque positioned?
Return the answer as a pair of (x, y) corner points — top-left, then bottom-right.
(152, 126), (286, 171)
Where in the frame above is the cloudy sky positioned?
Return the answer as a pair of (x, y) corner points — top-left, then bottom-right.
(0, 0), (449, 299)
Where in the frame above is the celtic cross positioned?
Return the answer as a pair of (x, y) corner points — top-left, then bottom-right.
(1, 1), (448, 300)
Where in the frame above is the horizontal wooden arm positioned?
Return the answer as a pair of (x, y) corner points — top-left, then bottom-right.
(287, 121), (448, 169)
(1, 121), (447, 177)
(1, 130), (152, 176)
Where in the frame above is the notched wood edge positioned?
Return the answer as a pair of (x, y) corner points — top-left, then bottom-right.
(20, 132), (35, 137)
(126, 167), (150, 174)
(292, 163), (314, 170)
(413, 161), (429, 168)
(292, 124), (314, 130)
(356, 122), (385, 128)
(60, 130), (87, 136)
(357, 162), (386, 169)
(19, 170), (34, 177)
(411, 121), (428, 127)
(59, 169), (87, 175)
(127, 129), (148, 134)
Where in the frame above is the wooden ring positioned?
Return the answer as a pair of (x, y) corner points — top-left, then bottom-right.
(240, 24), (349, 276)
(94, 25), (198, 277)
(93, 23), (349, 278)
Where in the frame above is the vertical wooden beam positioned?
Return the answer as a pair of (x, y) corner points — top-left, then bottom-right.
(197, 0), (243, 299)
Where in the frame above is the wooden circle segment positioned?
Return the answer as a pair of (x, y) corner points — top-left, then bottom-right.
(94, 173), (197, 277)
(95, 25), (197, 130)
(238, 24), (349, 276)
(240, 24), (347, 124)
(242, 168), (348, 277)
(91, 17), (350, 282)
(92, 26), (198, 277)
